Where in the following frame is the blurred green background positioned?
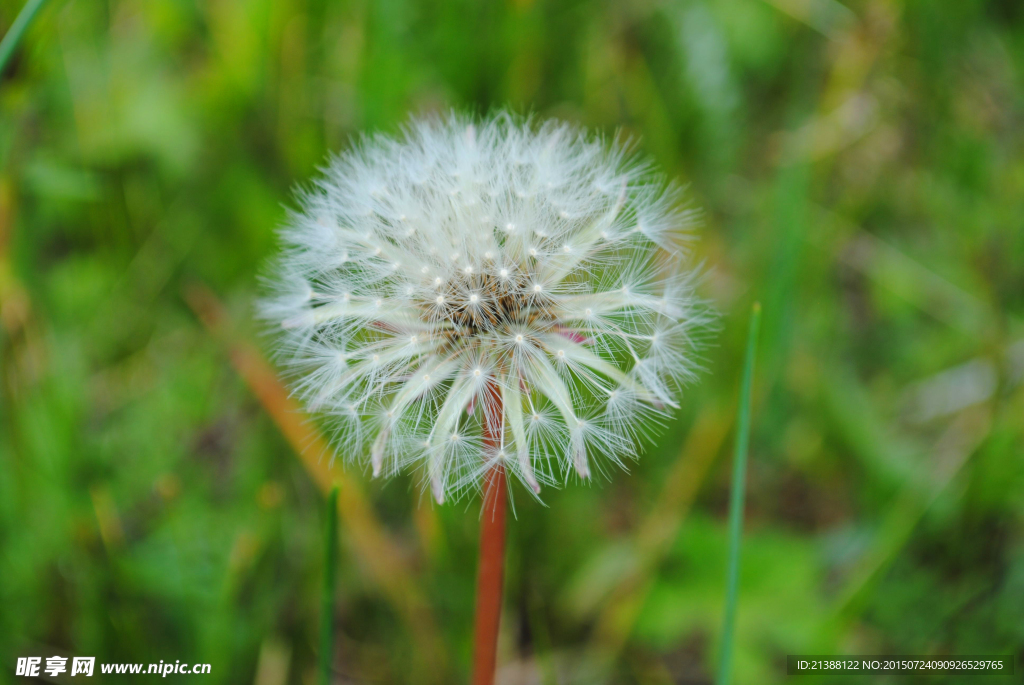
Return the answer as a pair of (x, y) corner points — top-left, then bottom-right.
(2, 0), (1023, 683)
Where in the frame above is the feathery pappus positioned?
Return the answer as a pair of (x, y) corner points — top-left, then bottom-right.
(262, 112), (708, 503)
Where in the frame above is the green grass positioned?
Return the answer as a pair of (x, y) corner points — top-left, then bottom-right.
(0, 0), (47, 76)
(1, 0), (1023, 683)
(716, 302), (760, 685)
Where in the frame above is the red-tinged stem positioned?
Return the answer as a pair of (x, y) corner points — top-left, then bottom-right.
(471, 385), (506, 685)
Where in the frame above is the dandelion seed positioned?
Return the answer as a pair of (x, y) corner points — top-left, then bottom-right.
(261, 112), (706, 503)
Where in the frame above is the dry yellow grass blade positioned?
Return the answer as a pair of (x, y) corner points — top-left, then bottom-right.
(184, 282), (447, 679)
(0, 175), (47, 397)
(89, 485), (126, 551)
(589, 406), (733, 662)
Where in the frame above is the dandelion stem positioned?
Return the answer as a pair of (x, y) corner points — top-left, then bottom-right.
(471, 384), (506, 685)
(320, 485), (339, 685)
(715, 302), (761, 685)
(0, 0), (48, 77)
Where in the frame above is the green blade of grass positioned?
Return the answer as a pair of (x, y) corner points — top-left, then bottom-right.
(0, 0), (48, 77)
(715, 302), (761, 685)
(320, 485), (340, 685)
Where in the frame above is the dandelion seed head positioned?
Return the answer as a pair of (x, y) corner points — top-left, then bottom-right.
(261, 112), (707, 503)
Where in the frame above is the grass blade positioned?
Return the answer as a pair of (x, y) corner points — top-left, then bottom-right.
(320, 485), (340, 685)
(715, 302), (761, 685)
(0, 0), (48, 77)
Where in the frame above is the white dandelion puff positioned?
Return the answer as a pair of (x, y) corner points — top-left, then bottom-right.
(261, 112), (708, 503)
